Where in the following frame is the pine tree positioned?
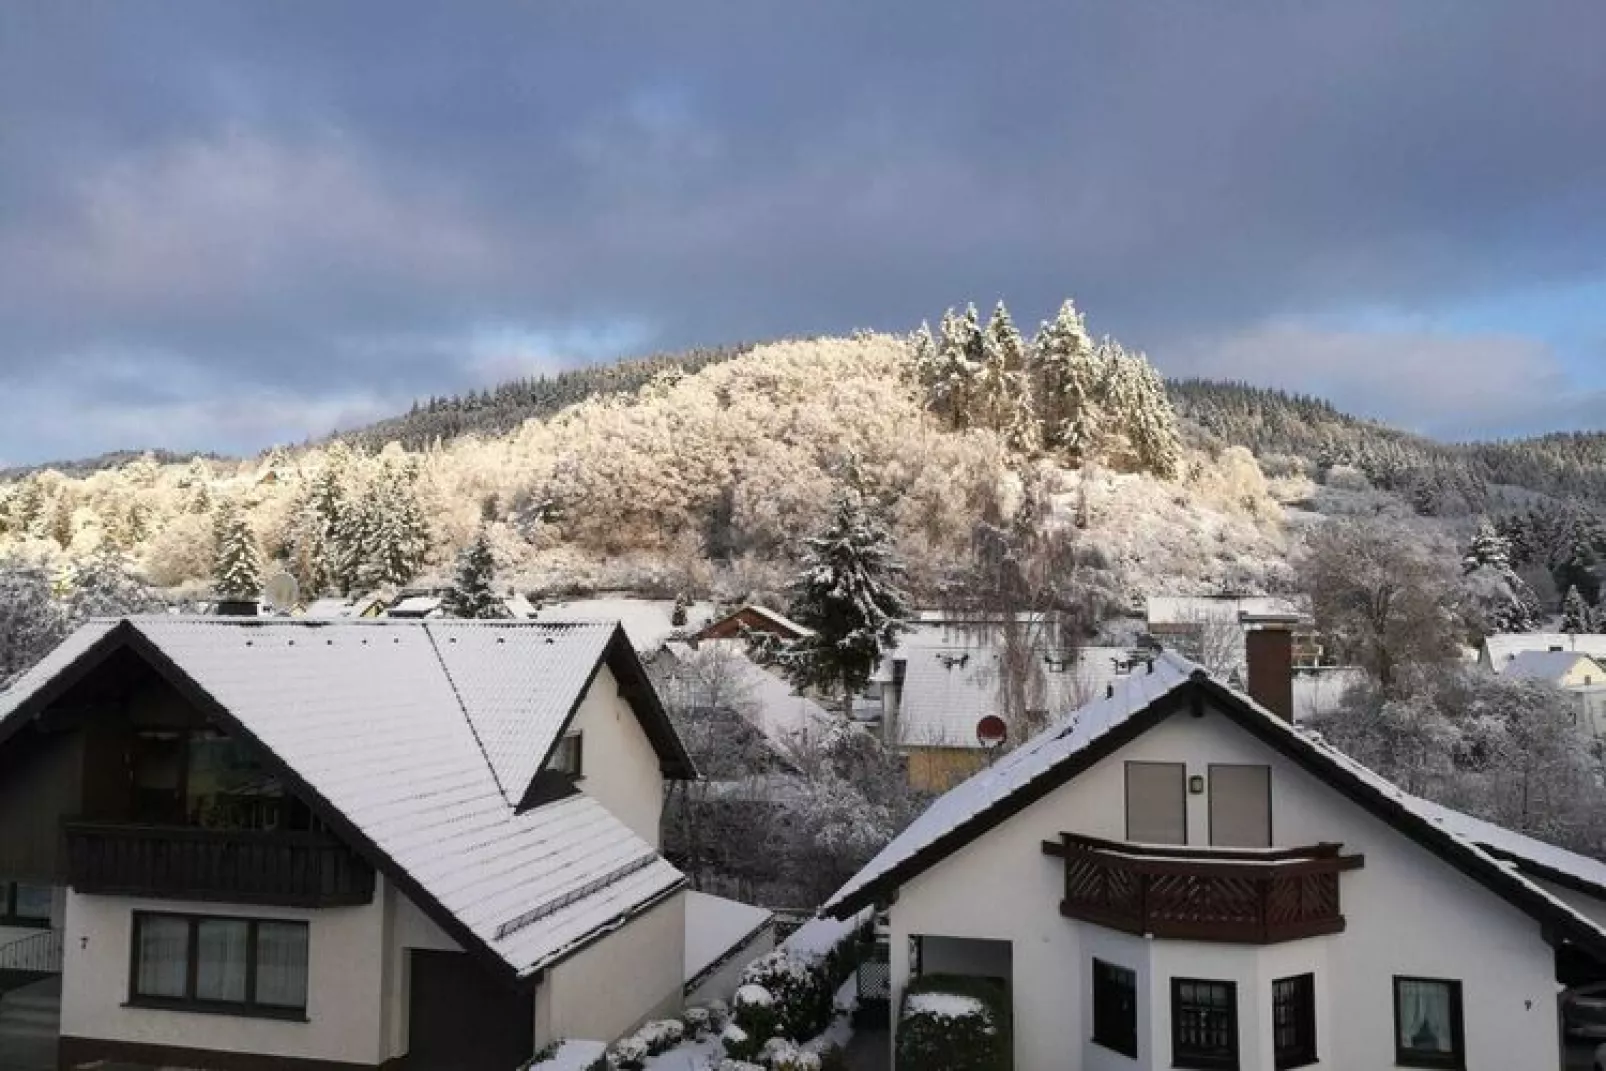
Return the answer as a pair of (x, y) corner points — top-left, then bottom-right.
(1124, 349), (1183, 479)
(1463, 522), (1512, 575)
(908, 322), (938, 393)
(212, 503), (263, 602)
(363, 460), (429, 588)
(1028, 299), (1100, 457)
(440, 530), (504, 619)
(976, 302), (1036, 451)
(1562, 586), (1594, 634)
(285, 465), (346, 595)
(778, 494), (913, 719)
(925, 305), (985, 429)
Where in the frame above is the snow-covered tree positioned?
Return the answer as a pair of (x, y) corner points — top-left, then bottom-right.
(362, 460), (429, 589)
(65, 550), (162, 622)
(1028, 299), (1100, 458)
(1562, 585), (1595, 634)
(974, 302), (1036, 451)
(924, 305), (985, 430)
(777, 494), (913, 719)
(212, 503), (263, 601)
(0, 558), (68, 685)
(1463, 522), (1512, 575)
(284, 464), (346, 595)
(440, 529), (504, 619)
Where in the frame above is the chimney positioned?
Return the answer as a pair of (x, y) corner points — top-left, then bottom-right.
(1245, 625), (1294, 722)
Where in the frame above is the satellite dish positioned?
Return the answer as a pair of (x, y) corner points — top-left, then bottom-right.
(264, 571), (300, 613)
(976, 715), (1008, 749)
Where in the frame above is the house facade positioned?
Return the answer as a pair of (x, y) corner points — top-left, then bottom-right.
(0, 617), (697, 1071)
(826, 638), (1606, 1071)
(1499, 649), (1606, 737)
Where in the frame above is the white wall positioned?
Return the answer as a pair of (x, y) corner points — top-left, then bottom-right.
(887, 702), (1563, 1071)
(379, 882), (463, 1062)
(537, 892), (685, 1046)
(569, 664), (666, 848)
(685, 924), (775, 1007)
(61, 884), (390, 1066)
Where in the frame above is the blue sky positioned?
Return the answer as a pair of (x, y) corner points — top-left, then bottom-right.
(0, 1), (1602, 463)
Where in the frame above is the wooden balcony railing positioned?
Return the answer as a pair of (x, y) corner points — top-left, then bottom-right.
(1042, 832), (1364, 944)
(63, 822), (375, 908)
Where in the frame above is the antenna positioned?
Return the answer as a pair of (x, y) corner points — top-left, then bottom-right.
(264, 571), (301, 614)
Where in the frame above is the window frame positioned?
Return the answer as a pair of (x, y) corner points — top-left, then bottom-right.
(1392, 976), (1465, 1070)
(0, 881), (53, 928)
(551, 732), (584, 778)
(1272, 972), (1317, 1070)
(127, 911), (309, 1021)
(1171, 977), (1239, 1070)
(1091, 958), (1138, 1059)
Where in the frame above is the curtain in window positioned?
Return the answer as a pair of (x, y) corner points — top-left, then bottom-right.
(196, 919), (250, 1002)
(255, 922), (309, 1009)
(1397, 980), (1453, 1053)
(135, 916), (189, 999)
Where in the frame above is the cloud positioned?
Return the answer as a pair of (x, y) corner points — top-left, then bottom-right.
(0, 1), (1603, 460)
(1165, 322), (1606, 440)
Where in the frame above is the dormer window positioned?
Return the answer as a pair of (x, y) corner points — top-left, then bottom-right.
(550, 733), (584, 778)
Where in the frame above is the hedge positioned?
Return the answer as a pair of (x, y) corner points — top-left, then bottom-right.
(895, 974), (1011, 1071)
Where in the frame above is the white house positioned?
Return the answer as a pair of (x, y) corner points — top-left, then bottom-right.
(824, 634), (1606, 1071)
(0, 617), (700, 1071)
(1480, 632), (1606, 673)
(1500, 649), (1606, 737)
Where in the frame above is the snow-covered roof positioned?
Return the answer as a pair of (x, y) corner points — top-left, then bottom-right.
(1500, 649), (1605, 684)
(0, 617), (693, 979)
(684, 891), (773, 985)
(893, 646), (1119, 749)
(1144, 595), (1303, 626)
(302, 597), (356, 619)
(1484, 633), (1606, 666)
(822, 652), (1606, 962)
(662, 640), (832, 750)
(386, 594), (443, 617)
(538, 597), (716, 650)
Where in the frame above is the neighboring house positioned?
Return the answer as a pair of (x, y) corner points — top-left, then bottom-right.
(823, 630), (1606, 1071)
(0, 616), (700, 1071)
(654, 640), (833, 753)
(1500, 650), (1606, 737)
(872, 624), (1140, 791)
(1144, 595), (1312, 678)
(682, 891), (775, 1006)
(1480, 632), (1606, 673)
(691, 605), (813, 645)
(382, 589), (540, 621)
(537, 597), (718, 651)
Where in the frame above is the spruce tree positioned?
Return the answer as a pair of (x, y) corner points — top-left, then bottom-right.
(926, 305), (985, 430)
(778, 494), (913, 719)
(364, 460), (429, 588)
(212, 504), (264, 602)
(977, 301), (1036, 451)
(1125, 349), (1182, 479)
(1028, 299), (1099, 457)
(441, 530), (504, 619)
(1463, 522), (1512, 575)
(1563, 586), (1594, 634)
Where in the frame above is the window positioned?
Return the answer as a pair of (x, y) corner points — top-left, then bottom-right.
(1208, 764), (1271, 847)
(1091, 959), (1138, 1058)
(549, 733), (584, 777)
(1172, 978), (1238, 1070)
(1393, 977), (1463, 1069)
(1125, 761), (1186, 844)
(1272, 973), (1317, 1069)
(130, 728), (311, 832)
(1, 881), (53, 926)
(131, 912), (309, 1019)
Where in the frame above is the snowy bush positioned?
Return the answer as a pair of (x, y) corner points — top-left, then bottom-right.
(721, 1020), (762, 1063)
(635, 1019), (685, 1055)
(761, 1038), (822, 1071)
(605, 1034), (649, 1070)
(683, 1005), (713, 1039)
(895, 975), (1009, 1071)
(716, 1061), (766, 1071)
(737, 951), (831, 1042)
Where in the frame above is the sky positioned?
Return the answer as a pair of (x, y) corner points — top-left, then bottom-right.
(1, 2), (1603, 465)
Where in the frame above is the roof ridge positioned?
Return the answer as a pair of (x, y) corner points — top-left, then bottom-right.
(422, 621), (516, 807)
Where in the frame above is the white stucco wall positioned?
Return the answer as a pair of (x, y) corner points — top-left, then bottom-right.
(887, 702), (1564, 1071)
(379, 882), (464, 1062)
(60, 884), (391, 1066)
(536, 891), (685, 1046)
(569, 664), (666, 849)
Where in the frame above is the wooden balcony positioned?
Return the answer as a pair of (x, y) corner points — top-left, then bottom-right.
(1043, 832), (1363, 944)
(63, 822), (375, 908)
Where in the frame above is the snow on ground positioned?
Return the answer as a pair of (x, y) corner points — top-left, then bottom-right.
(686, 891), (774, 984)
(536, 1039), (607, 1069)
(537, 597), (718, 650)
(641, 1036), (725, 1071)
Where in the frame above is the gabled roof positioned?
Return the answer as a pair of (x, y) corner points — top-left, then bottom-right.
(0, 617), (695, 982)
(1484, 632), (1606, 665)
(1501, 649), (1604, 684)
(693, 604), (814, 641)
(823, 652), (1606, 963)
(660, 640), (832, 750)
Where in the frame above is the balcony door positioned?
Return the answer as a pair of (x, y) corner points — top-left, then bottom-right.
(1125, 762), (1187, 844)
(1209, 764), (1271, 847)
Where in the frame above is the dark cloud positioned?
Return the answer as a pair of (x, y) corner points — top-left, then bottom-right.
(1, 1), (1603, 462)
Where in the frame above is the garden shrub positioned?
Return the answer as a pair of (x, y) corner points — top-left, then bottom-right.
(895, 974), (1010, 1071)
